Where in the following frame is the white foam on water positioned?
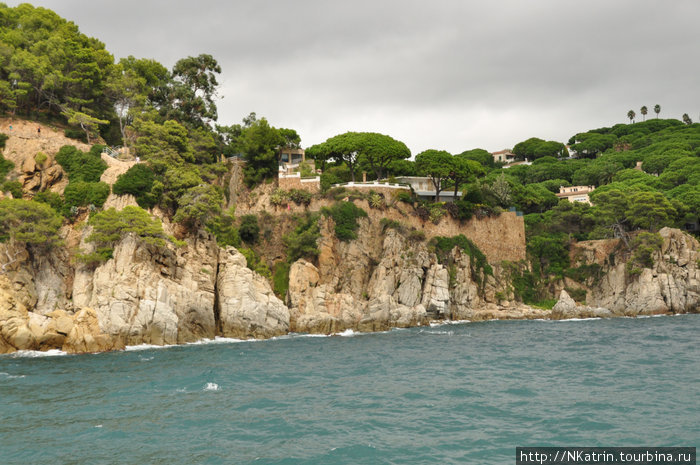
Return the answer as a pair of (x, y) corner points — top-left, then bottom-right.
(138, 356), (154, 361)
(186, 336), (247, 345)
(0, 372), (25, 379)
(429, 319), (471, 327)
(10, 349), (68, 358)
(176, 387), (187, 393)
(274, 333), (333, 340)
(124, 343), (177, 352)
(94, 425), (103, 428)
(552, 317), (601, 322)
(422, 329), (454, 336)
(335, 329), (357, 337)
(203, 382), (220, 391)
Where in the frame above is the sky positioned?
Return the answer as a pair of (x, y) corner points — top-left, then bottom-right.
(6, 0), (700, 154)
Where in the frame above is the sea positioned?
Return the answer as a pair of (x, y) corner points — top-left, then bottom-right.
(1, 315), (698, 465)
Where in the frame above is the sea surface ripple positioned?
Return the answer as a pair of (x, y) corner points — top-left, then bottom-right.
(1, 315), (698, 464)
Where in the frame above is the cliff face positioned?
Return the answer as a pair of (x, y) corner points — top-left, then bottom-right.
(287, 217), (545, 333)
(0, 227), (288, 353)
(1, 199), (698, 354)
(583, 228), (700, 315)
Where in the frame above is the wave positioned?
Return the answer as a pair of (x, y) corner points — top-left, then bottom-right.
(203, 382), (220, 391)
(420, 329), (455, 336)
(429, 319), (471, 327)
(0, 372), (26, 379)
(335, 329), (357, 337)
(8, 349), (68, 358)
(123, 343), (178, 352)
(186, 336), (247, 345)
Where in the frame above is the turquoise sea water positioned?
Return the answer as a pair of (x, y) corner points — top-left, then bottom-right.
(1, 315), (698, 465)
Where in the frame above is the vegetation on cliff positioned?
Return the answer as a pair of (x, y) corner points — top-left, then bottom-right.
(0, 3), (698, 310)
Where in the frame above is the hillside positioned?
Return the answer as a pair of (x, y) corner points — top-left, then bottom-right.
(0, 3), (698, 354)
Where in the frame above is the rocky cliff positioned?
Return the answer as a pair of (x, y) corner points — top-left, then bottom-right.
(287, 216), (547, 334)
(0, 226), (289, 354)
(573, 228), (700, 315)
(1, 200), (698, 354)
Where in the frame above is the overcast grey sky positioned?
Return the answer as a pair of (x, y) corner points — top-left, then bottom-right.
(7, 0), (700, 153)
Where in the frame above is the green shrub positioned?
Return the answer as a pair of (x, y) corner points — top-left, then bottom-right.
(565, 287), (587, 303)
(450, 199), (475, 221)
(33, 191), (64, 213)
(368, 191), (384, 209)
(63, 181), (110, 209)
(34, 152), (48, 166)
(1, 180), (23, 199)
(626, 231), (664, 275)
(396, 191), (413, 204)
(64, 128), (87, 143)
(272, 261), (291, 299)
(299, 162), (315, 178)
(527, 233), (570, 278)
(431, 234), (493, 280)
(0, 153), (13, 180)
(320, 172), (342, 192)
(0, 133), (8, 149)
(284, 212), (321, 262)
(321, 201), (368, 241)
(55, 145), (107, 182)
(206, 207), (240, 247)
(81, 206), (166, 263)
(239, 214), (260, 243)
(380, 218), (402, 232)
(428, 203), (446, 224)
(0, 198), (63, 247)
(289, 188), (312, 206)
(503, 262), (540, 304)
(238, 247), (271, 278)
(113, 164), (157, 208)
(530, 299), (557, 310)
(565, 263), (603, 284)
(270, 188), (289, 207)
(407, 229), (426, 242)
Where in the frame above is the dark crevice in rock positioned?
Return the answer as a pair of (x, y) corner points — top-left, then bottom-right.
(213, 260), (222, 334)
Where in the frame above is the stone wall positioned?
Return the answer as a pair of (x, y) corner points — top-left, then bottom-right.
(278, 174), (320, 193)
(353, 201), (526, 263)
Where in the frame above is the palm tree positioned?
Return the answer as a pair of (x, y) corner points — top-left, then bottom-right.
(640, 106), (648, 121)
(627, 110), (636, 123)
(682, 113), (692, 125)
(654, 104), (661, 118)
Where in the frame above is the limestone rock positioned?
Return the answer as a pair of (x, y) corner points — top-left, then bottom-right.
(216, 246), (289, 338)
(288, 259), (362, 333)
(551, 290), (614, 319)
(78, 234), (219, 346)
(586, 228), (700, 315)
(0, 275), (35, 352)
(102, 193), (139, 211)
(64, 308), (124, 354)
(421, 265), (451, 317)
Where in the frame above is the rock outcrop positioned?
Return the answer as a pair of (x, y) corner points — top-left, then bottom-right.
(584, 228), (699, 315)
(216, 246), (289, 338)
(0, 275), (122, 353)
(286, 220), (512, 334)
(550, 290), (614, 319)
(74, 233), (220, 346)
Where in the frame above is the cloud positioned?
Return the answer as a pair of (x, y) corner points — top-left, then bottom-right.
(6, 0), (700, 153)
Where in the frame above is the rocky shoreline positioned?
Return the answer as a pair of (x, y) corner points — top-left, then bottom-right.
(1, 211), (698, 355)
